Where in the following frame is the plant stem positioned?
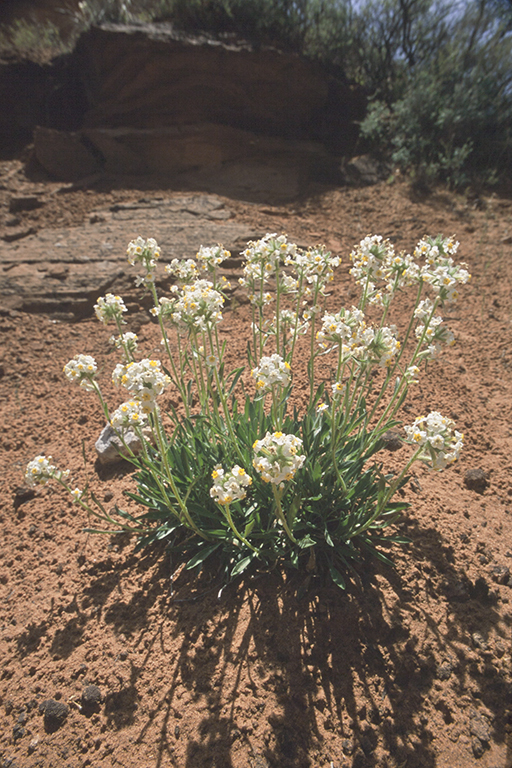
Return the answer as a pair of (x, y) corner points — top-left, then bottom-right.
(222, 503), (259, 553)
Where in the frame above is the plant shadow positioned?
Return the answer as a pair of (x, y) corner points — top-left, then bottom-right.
(66, 517), (511, 768)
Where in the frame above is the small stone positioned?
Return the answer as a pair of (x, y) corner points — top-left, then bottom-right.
(464, 468), (489, 493)
(28, 738), (39, 754)
(437, 660), (454, 680)
(46, 265), (69, 280)
(12, 723), (26, 742)
(471, 736), (485, 758)
(40, 699), (69, 732)
(81, 685), (102, 712)
(250, 757), (269, 768)
(95, 424), (146, 466)
(472, 632), (488, 651)
(469, 712), (491, 743)
(489, 565), (510, 585)
(494, 642), (506, 658)
(342, 739), (354, 755)
(8, 195), (44, 213)
(381, 430), (403, 451)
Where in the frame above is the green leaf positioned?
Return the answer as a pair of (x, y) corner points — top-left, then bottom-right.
(230, 555), (254, 577)
(328, 563), (346, 590)
(185, 543), (221, 570)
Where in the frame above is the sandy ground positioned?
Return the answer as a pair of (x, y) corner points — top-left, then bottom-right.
(1, 163), (512, 768)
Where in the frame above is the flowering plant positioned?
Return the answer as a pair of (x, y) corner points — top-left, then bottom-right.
(26, 233), (469, 589)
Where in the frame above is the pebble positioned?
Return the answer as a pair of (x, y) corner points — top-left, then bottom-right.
(469, 711), (491, 743)
(463, 468), (489, 492)
(471, 632), (488, 650)
(489, 564), (510, 585)
(381, 430), (403, 451)
(81, 685), (102, 712)
(437, 660), (454, 680)
(39, 699), (69, 732)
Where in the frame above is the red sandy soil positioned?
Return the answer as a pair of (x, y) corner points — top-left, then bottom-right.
(1, 164), (512, 768)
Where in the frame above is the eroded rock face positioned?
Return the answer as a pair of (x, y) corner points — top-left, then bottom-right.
(0, 194), (256, 315)
(1, 22), (364, 183)
(74, 23), (362, 152)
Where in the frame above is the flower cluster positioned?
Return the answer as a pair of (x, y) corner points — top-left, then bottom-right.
(210, 465), (252, 505)
(63, 354), (98, 391)
(165, 259), (199, 283)
(127, 236), (161, 285)
(316, 307), (372, 355)
(25, 455), (69, 487)
(415, 235), (470, 303)
(404, 412), (464, 470)
(240, 234), (297, 283)
(110, 400), (148, 433)
(94, 294), (128, 325)
(262, 310), (309, 340)
(154, 280), (224, 331)
(112, 358), (171, 412)
(370, 326), (401, 368)
(414, 235), (459, 264)
(350, 235), (420, 306)
(252, 354), (291, 392)
(289, 246), (341, 288)
(253, 432), (306, 486)
(196, 245), (230, 272)
(414, 298), (455, 359)
(317, 309), (401, 368)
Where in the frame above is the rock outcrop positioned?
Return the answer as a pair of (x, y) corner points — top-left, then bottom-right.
(1, 22), (364, 192)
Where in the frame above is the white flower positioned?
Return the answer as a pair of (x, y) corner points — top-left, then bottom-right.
(241, 234), (297, 284)
(316, 402), (329, 414)
(287, 246), (340, 289)
(196, 245), (230, 271)
(252, 432), (306, 486)
(165, 258), (199, 282)
(404, 365), (420, 383)
(331, 381), (347, 398)
(252, 354), (291, 392)
(127, 236), (161, 266)
(71, 487), (83, 503)
(369, 326), (401, 368)
(404, 412), (463, 470)
(110, 400), (148, 433)
(210, 464), (252, 505)
(414, 235), (470, 304)
(415, 311), (455, 352)
(25, 455), (69, 487)
(113, 359), (171, 411)
(127, 237), (161, 286)
(63, 354), (97, 391)
(94, 293), (127, 325)
(316, 307), (376, 362)
(159, 280), (224, 331)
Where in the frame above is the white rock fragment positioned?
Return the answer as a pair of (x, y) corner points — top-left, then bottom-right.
(95, 424), (144, 466)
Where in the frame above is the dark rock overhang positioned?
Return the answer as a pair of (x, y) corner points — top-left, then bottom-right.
(1, 23), (366, 195)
